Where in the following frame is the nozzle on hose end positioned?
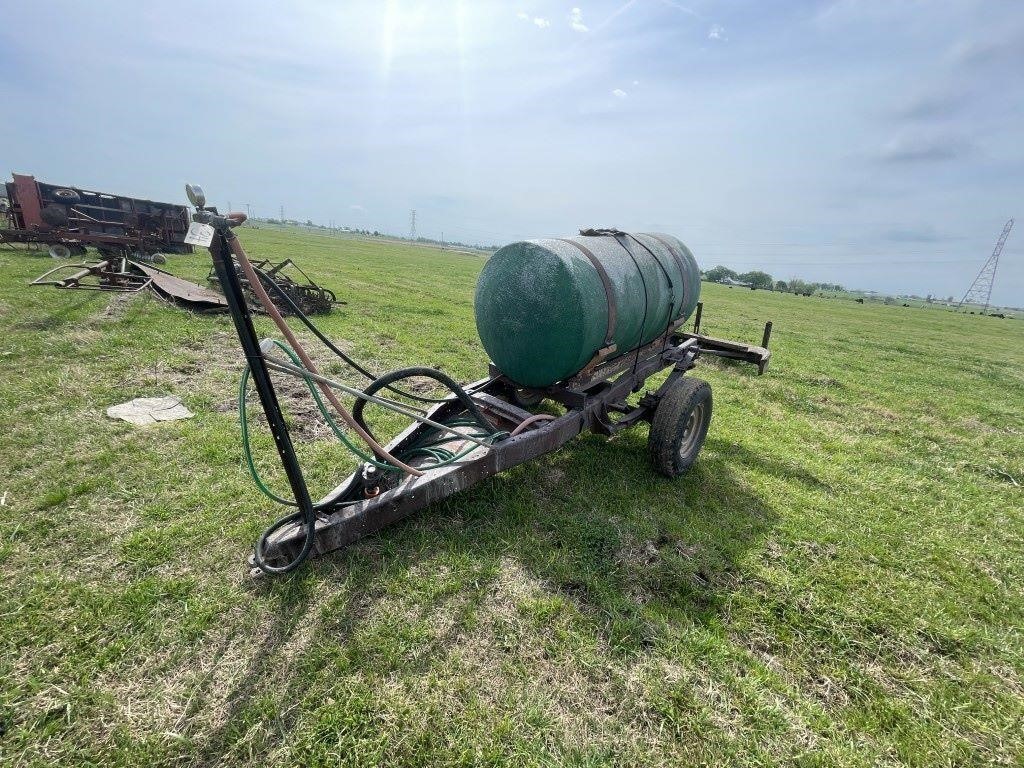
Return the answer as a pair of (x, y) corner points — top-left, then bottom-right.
(259, 338), (277, 355)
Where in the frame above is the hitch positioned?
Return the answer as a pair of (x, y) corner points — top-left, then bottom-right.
(683, 301), (772, 374)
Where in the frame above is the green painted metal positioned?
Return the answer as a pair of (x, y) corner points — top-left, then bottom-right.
(474, 232), (701, 387)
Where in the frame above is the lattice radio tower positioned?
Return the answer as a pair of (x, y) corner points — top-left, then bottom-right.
(958, 218), (1014, 314)
(409, 209), (417, 239)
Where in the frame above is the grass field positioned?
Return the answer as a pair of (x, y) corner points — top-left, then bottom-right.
(1, 227), (1022, 767)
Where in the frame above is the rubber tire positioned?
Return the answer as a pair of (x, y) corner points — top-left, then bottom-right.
(648, 377), (712, 478)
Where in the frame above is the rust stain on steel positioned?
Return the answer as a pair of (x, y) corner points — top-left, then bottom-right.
(3, 173), (193, 257)
(32, 258), (228, 311)
(250, 338), (701, 570)
(134, 263), (228, 309)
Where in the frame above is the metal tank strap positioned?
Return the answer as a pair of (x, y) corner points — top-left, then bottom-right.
(623, 233), (678, 326)
(607, 232), (654, 375)
(558, 238), (617, 349)
(584, 229), (676, 330)
(579, 229), (679, 293)
(644, 233), (690, 289)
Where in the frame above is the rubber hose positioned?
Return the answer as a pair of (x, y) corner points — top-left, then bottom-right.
(251, 266), (452, 404)
(352, 367), (500, 442)
(252, 510), (313, 574)
(226, 236), (423, 476)
(510, 413), (556, 436)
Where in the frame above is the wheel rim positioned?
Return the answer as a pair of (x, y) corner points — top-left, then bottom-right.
(677, 402), (705, 459)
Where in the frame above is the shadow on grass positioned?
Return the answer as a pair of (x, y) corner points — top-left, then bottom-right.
(699, 355), (765, 377)
(711, 437), (830, 491)
(186, 431), (777, 763)
(186, 576), (353, 768)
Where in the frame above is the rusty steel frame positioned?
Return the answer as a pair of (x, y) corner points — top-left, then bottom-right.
(250, 333), (716, 572)
(30, 257), (230, 310)
(3, 173), (193, 257)
(683, 301), (773, 374)
(180, 202), (773, 573)
(31, 258), (153, 292)
(246, 314), (771, 573)
(207, 256), (340, 315)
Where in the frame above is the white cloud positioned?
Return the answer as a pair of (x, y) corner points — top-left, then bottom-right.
(632, 79), (640, 86)
(350, 204), (365, 212)
(517, 12), (550, 29)
(708, 24), (726, 41)
(569, 7), (589, 32)
(612, 88), (627, 98)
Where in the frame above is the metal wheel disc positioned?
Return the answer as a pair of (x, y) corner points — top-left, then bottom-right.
(677, 402), (706, 460)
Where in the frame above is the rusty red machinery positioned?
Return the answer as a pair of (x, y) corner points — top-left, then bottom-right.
(30, 255), (229, 312)
(1, 173), (192, 259)
(6, 173), (342, 314)
(208, 257), (341, 315)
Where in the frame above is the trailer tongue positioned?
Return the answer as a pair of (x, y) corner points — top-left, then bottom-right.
(183, 186), (771, 576)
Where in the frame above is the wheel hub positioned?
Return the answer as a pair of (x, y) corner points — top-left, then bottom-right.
(678, 402), (705, 459)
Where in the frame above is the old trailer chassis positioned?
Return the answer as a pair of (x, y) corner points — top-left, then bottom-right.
(192, 209), (770, 573)
(252, 329), (766, 572)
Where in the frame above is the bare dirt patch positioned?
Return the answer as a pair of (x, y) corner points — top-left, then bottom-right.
(133, 330), (367, 441)
(100, 291), (144, 319)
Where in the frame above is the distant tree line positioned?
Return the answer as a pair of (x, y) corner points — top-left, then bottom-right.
(702, 266), (844, 295)
(412, 235), (500, 252)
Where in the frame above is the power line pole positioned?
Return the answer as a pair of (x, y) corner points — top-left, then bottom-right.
(409, 209), (417, 240)
(244, 203), (253, 221)
(441, 230), (444, 250)
(958, 218), (1014, 314)
(280, 205), (285, 222)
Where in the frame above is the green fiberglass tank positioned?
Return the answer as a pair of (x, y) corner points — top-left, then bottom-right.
(475, 231), (701, 388)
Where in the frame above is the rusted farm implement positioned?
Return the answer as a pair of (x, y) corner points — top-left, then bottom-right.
(183, 185), (771, 576)
(30, 255), (230, 312)
(27, 249), (340, 315)
(208, 257), (341, 315)
(2, 173), (192, 260)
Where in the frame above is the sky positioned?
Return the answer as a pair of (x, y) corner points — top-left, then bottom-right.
(1, 0), (1022, 305)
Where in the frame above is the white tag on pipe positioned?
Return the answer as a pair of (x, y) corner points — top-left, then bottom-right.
(183, 221), (215, 247)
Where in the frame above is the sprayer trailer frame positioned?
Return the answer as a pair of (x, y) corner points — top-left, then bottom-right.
(251, 321), (770, 572)
(186, 193), (770, 574)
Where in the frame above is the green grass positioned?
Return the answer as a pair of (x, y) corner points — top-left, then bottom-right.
(0, 228), (1022, 767)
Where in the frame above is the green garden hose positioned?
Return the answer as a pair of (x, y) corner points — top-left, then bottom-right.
(239, 340), (506, 508)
